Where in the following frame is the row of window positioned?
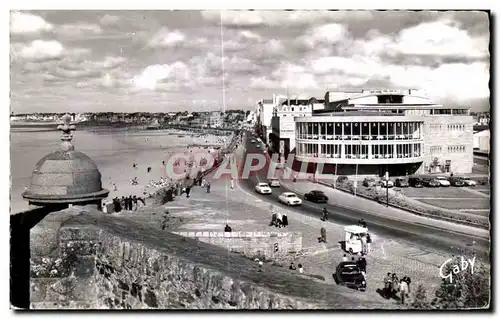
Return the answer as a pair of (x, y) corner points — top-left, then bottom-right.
(448, 145), (467, 153)
(297, 143), (422, 159)
(296, 122), (423, 139)
(430, 145), (467, 154)
(447, 124), (465, 131)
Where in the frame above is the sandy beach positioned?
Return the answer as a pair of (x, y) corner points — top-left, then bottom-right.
(10, 127), (233, 214)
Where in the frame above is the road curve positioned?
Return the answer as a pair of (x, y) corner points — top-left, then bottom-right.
(239, 135), (490, 258)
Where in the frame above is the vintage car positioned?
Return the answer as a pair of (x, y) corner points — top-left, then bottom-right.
(278, 192), (302, 206)
(304, 190), (329, 203)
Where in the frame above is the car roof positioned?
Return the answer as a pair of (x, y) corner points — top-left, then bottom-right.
(258, 182), (269, 186)
(344, 225), (368, 233)
(338, 262), (360, 268)
(310, 190), (323, 193)
(282, 192), (296, 196)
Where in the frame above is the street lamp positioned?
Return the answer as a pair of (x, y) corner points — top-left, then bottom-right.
(385, 169), (389, 207)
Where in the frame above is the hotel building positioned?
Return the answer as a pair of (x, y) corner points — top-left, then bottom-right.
(264, 89), (474, 176)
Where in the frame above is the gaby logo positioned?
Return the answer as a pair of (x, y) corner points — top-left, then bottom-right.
(439, 256), (476, 284)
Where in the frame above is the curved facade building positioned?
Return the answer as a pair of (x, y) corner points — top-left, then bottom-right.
(294, 116), (425, 175)
(273, 89), (474, 177)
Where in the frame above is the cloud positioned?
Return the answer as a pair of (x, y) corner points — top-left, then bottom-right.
(55, 23), (102, 37)
(11, 40), (91, 62)
(202, 10), (373, 28)
(99, 14), (121, 25)
(14, 40), (63, 61)
(10, 11), (53, 34)
(391, 19), (489, 59)
(132, 62), (191, 90)
(148, 28), (186, 47)
(300, 23), (348, 48)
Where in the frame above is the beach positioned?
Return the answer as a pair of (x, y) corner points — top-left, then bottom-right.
(10, 127), (233, 214)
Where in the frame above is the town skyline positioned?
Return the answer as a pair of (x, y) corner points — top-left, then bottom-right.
(10, 10), (491, 113)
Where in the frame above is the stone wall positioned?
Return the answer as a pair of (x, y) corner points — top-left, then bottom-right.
(170, 231), (302, 259)
(26, 207), (372, 309)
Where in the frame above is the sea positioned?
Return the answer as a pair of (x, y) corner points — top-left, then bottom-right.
(10, 126), (220, 214)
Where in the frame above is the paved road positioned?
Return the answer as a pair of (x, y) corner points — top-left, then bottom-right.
(239, 133), (489, 258)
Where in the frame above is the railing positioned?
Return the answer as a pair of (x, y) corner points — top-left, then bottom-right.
(297, 152), (422, 160)
(296, 134), (421, 141)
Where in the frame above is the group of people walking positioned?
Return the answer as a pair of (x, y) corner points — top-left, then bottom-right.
(383, 273), (412, 304)
(270, 211), (289, 228)
(111, 195), (145, 212)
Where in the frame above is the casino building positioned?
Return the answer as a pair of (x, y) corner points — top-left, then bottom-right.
(264, 89), (474, 177)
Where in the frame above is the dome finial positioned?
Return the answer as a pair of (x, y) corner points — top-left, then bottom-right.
(57, 114), (76, 151)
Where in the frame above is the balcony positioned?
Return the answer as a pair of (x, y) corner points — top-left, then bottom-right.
(297, 134), (421, 141)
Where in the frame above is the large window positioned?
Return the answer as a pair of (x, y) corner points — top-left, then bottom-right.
(320, 144), (341, 158)
(377, 95), (403, 104)
(345, 144), (369, 159)
(298, 143), (318, 156)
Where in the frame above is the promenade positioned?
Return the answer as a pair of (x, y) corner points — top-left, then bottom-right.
(131, 144), (463, 305)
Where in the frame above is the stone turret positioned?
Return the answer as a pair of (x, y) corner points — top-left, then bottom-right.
(22, 114), (109, 207)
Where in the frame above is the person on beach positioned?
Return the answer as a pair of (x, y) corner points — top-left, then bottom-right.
(298, 264), (304, 274)
(391, 273), (400, 299)
(120, 196), (126, 210)
(366, 233), (372, 253)
(185, 186), (191, 198)
(206, 182), (211, 193)
(147, 167), (151, 173)
(289, 262), (296, 270)
(399, 279), (409, 304)
(132, 195), (138, 210)
(384, 273), (392, 299)
(224, 224), (232, 232)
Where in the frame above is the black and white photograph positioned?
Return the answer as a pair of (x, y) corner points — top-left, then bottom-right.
(8, 6), (492, 311)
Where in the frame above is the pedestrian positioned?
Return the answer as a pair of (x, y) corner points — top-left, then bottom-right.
(114, 197), (122, 213)
(230, 177), (235, 189)
(361, 235), (368, 255)
(399, 279), (409, 304)
(206, 182), (211, 193)
(384, 272), (392, 299)
(298, 264), (304, 274)
(282, 214), (288, 227)
(270, 212), (277, 226)
(319, 227), (327, 243)
(276, 212), (283, 228)
(121, 196), (126, 210)
(342, 254), (348, 262)
(391, 273), (400, 298)
(289, 262), (296, 270)
(357, 256), (367, 272)
(224, 224), (232, 232)
(366, 233), (372, 253)
(185, 186), (191, 198)
(132, 195), (138, 210)
(128, 195), (133, 210)
(322, 207), (329, 221)
(147, 167), (151, 173)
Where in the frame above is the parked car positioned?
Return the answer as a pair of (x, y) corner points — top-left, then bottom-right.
(394, 178), (409, 188)
(379, 180), (394, 188)
(423, 178), (440, 187)
(459, 177), (477, 187)
(408, 177), (424, 188)
(333, 262), (366, 291)
(449, 177), (465, 187)
(304, 190), (329, 203)
(251, 139), (256, 143)
(362, 178), (376, 187)
(435, 176), (451, 187)
(278, 192), (302, 206)
(254, 182), (272, 194)
(268, 178), (281, 187)
(337, 176), (349, 183)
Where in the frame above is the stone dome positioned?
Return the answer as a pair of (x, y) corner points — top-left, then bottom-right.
(22, 114), (109, 206)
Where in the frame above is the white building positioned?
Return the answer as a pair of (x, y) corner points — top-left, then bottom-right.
(473, 130), (490, 152)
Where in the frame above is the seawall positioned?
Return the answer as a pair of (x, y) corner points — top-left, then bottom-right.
(24, 206), (380, 309)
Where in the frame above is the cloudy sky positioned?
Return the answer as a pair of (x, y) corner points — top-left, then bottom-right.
(10, 10), (490, 113)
